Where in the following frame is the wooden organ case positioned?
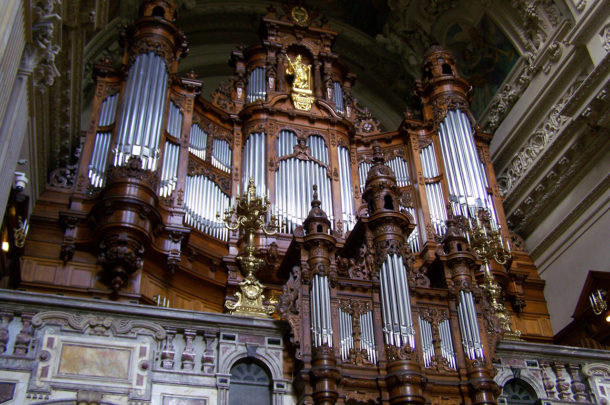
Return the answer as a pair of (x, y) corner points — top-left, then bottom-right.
(18, 1), (554, 404)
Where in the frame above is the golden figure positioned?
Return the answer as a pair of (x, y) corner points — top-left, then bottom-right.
(286, 55), (311, 91)
(286, 54), (314, 110)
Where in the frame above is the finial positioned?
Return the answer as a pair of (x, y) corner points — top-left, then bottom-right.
(371, 141), (385, 165)
(311, 184), (321, 208)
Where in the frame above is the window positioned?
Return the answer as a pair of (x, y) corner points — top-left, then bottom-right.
(229, 359), (272, 405)
(501, 378), (537, 405)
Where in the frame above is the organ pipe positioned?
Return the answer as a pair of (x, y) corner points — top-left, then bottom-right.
(211, 139), (231, 173)
(420, 143), (447, 235)
(159, 141), (179, 197)
(333, 81), (344, 114)
(380, 253), (415, 347)
(438, 319), (457, 369)
(88, 93), (119, 187)
(274, 133), (332, 233)
(438, 110), (497, 225)
(188, 123), (207, 161)
(246, 67), (267, 103)
(386, 157), (411, 187)
(402, 206), (420, 253)
(457, 290), (484, 360)
(311, 274), (333, 347)
(114, 52), (168, 171)
(360, 311), (377, 364)
(419, 317), (434, 368)
(184, 175), (230, 241)
(338, 308), (353, 361)
(337, 146), (356, 231)
(242, 132), (266, 195)
(166, 101), (183, 138)
(358, 161), (372, 194)
(275, 159), (332, 233)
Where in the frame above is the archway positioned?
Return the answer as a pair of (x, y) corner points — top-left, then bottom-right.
(228, 358), (272, 405)
(500, 378), (538, 405)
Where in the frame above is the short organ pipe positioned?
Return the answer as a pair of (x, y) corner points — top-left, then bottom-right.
(184, 175), (230, 241)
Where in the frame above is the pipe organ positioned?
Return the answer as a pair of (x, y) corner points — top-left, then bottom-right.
(21, 2), (553, 405)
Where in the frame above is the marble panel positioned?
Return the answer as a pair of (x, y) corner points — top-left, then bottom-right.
(58, 343), (131, 380)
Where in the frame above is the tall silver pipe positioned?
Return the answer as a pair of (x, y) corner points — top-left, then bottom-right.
(380, 264), (393, 345)
(333, 81), (344, 113)
(398, 255), (415, 347)
(454, 111), (486, 207)
(439, 319), (456, 369)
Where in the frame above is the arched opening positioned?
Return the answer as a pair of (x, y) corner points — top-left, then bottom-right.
(229, 358), (272, 405)
(317, 224), (323, 233)
(152, 6), (165, 18)
(500, 378), (537, 405)
(384, 194), (394, 210)
(442, 63), (453, 75)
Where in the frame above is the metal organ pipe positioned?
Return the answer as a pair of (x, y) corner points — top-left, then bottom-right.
(358, 161), (372, 194)
(360, 311), (377, 364)
(188, 123), (207, 161)
(114, 52), (168, 170)
(338, 146), (355, 231)
(338, 308), (352, 360)
(310, 274), (333, 347)
(246, 67), (267, 103)
(159, 141), (179, 197)
(333, 81), (344, 114)
(380, 254), (415, 348)
(438, 319), (457, 369)
(457, 290), (484, 360)
(242, 132), (266, 197)
(387, 157), (411, 187)
(274, 134), (332, 233)
(418, 317), (434, 367)
(438, 109), (495, 222)
(184, 175), (229, 241)
(420, 143), (447, 235)
(166, 101), (182, 138)
(88, 93), (119, 188)
(211, 139), (231, 173)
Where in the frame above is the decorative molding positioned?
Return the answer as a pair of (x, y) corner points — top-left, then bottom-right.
(31, 311), (166, 340)
(496, 83), (577, 196)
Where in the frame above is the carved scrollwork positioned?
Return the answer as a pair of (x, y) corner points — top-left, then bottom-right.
(385, 343), (415, 362)
(31, 311), (166, 340)
(106, 156), (159, 189)
(277, 266), (302, 351)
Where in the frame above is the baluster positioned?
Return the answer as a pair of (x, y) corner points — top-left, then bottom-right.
(13, 312), (33, 355)
(181, 329), (196, 371)
(161, 328), (176, 369)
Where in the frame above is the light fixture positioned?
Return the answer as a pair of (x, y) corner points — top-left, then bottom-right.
(1, 241), (8, 252)
(589, 289), (607, 315)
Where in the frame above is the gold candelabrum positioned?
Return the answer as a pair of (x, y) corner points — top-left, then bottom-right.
(220, 178), (278, 317)
(467, 214), (522, 340)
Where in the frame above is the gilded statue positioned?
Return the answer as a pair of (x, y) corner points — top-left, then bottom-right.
(286, 55), (311, 91)
(285, 54), (314, 110)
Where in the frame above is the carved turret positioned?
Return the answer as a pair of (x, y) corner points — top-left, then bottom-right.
(418, 45), (471, 124)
